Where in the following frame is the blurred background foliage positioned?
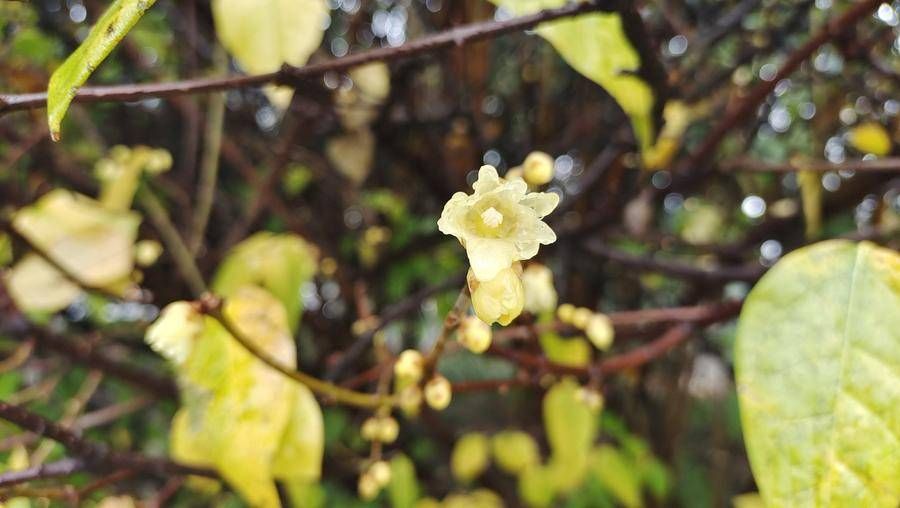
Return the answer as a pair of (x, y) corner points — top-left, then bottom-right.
(0, 0), (898, 506)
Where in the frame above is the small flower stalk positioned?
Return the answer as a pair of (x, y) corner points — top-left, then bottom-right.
(438, 164), (559, 326)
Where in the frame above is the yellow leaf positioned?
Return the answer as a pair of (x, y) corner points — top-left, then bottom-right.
(6, 190), (139, 312)
(95, 145), (172, 212)
(213, 232), (318, 332)
(848, 122), (892, 156)
(487, 0), (655, 151)
(157, 286), (324, 507)
(643, 100), (695, 170)
(326, 129), (376, 185)
(451, 433), (491, 483)
(211, 0), (328, 109)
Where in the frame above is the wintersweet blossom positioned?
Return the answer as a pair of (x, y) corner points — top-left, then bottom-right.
(438, 165), (559, 282)
(521, 263), (558, 314)
(468, 264), (525, 326)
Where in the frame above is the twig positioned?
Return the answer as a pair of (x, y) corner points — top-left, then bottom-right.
(672, 0), (882, 184)
(0, 1), (616, 115)
(583, 240), (765, 282)
(198, 295), (390, 408)
(137, 187), (208, 298)
(0, 400), (216, 483)
(189, 47), (228, 255)
(720, 157), (900, 173)
(0, 458), (85, 489)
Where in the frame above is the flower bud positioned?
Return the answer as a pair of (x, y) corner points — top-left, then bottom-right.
(377, 416), (399, 443)
(571, 307), (592, 329)
(397, 385), (423, 414)
(522, 263), (558, 314)
(458, 316), (492, 353)
(361, 417), (380, 441)
(468, 266), (524, 326)
(585, 313), (614, 350)
(523, 151), (555, 186)
(424, 375), (452, 411)
(577, 387), (604, 412)
(556, 303), (576, 323)
(369, 460), (392, 487)
(394, 349), (424, 382)
(358, 472), (380, 500)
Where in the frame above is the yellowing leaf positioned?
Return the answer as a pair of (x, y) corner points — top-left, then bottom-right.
(335, 63), (391, 130)
(735, 240), (900, 507)
(543, 377), (598, 490)
(848, 122), (892, 156)
(518, 464), (558, 508)
(451, 432), (491, 483)
(95, 145), (172, 212)
(6, 190), (140, 312)
(47, 0), (157, 140)
(388, 453), (420, 508)
(211, 0), (328, 109)
(538, 332), (591, 367)
(487, 0), (655, 151)
(213, 232), (318, 332)
(491, 430), (540, 475)
(643, 100), (693, 170)
(326, 129), (376, 185)
(155, 286), (324, 507)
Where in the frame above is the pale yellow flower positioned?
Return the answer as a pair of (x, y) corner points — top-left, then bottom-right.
(438, 165), (559, 282)
(521, 263), (558, 314)
(468, 266), (524, 326)
(586, 313), (615, 350)
(458, 316), (492, 353)
(145, 302), (204, 365)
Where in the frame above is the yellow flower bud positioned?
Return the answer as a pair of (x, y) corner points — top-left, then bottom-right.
(378, 416), (399, 443)
(556, 303), (576, 323)
(577, 387), (604, 411)
(585, 313), (614, 350)
(398, 385), (423, 414)
(361, 417), (380, 441)
(522, 263), (558, 314)
(134, 240), (163, 267)
(459, 316), (493, 353)
(505, 166), (524, 182)
(523, 151), (554, 186)
(571, 307), (592, 329)
(369, 460), (392, 487)
(394, 349), (424, 382)
(424, 375), (452, 411)
(358, 472), (380, 500)
(468, 267), (524, 326)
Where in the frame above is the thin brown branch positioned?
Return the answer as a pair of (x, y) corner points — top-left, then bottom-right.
(0, 458), (85, 489)
(720, 157), (900, 173)
(0, 400), (215, 483)
(0, 0), (616, 115)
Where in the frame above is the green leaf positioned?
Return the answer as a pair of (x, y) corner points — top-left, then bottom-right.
(47, 0), (157, 140)
(539, 332), (591, 367)
(486, 0), (656, 151)
(589, 445), (643, 508)
(212, 232), (318, 332)
(735, 240), (900, 507)
(387, 454), (419, 508)
(519, 464), (558, 508)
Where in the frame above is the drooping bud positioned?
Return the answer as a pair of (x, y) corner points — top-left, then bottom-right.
(424, 375), (452, 411)
(458, 316), (493, 353)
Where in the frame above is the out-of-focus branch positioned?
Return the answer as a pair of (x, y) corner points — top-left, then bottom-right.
(720, 157), (900, 173)
(0, 458), (85, 489)
(0, 400), (215, 486)
(0, 0), (616, 115)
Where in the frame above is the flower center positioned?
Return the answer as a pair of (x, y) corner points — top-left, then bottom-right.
(480, 207), (504, 228)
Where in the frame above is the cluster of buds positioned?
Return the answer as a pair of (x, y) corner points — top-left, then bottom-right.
(358, 460), (392, 501)
(393, 349), (452, 412)
(360, 415), (399, 444)
(557, 304), (615, 350)
(438, 165), (559, 326)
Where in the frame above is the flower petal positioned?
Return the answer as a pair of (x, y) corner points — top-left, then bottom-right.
(467, 237), (516, 281)
(472, 165), (502, 194)
(521, 192), (560, 217)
